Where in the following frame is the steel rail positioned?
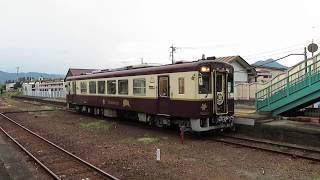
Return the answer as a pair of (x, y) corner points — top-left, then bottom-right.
(221, 135), (320, 154)
(2, 109), (55, 114)
(0, 126), (61, 180)
(211, 136), (320, 162)
(0, 113), (119, 180)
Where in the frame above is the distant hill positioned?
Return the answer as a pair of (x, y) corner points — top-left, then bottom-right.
(253, 59), (288, 69)
(0, 71), (64, 83)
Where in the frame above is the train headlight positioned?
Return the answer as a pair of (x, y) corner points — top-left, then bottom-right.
(200, 66), (210, 72)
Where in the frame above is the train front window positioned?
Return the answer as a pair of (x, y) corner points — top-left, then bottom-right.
(216, 74), (222, 92)
(198, 73), (211, 94)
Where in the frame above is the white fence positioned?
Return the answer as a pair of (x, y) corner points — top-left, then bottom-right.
(235, 82), (267, 100)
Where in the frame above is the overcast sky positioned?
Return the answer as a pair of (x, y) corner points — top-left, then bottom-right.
(0, 0), (319, 74)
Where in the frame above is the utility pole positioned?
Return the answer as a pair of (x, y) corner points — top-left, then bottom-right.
(141, 57), (144, 64)
(16, 66), (20, 82)
(304, 47), (308, 74)
(170, 44), (176, 64)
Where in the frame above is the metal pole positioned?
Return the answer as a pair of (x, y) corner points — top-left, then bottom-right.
(304, 47), (308, 74)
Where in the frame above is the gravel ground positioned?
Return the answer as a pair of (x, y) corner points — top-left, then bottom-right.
(1, 97), (320, 180)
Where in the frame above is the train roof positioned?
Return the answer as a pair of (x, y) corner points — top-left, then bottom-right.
(66, 59), (233, 81)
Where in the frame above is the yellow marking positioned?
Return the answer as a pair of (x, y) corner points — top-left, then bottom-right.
(122, 99), (131, 107)
(201, 103), (208, 111)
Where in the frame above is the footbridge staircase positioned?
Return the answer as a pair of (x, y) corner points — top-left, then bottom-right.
(256, 55), (320, 116)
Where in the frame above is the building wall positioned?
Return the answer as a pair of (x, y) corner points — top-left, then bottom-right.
(230, 61), (249, 100)
(22, 81), (66, 99)
(5, 83), (15, 92)
(231, 62), (248, 84)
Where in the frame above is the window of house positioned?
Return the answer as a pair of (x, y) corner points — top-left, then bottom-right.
(107, 80), (116, 94)
(133, 78), (146, 96)
(89, 81), (96, 94)
(98, 81), (105, 94)
(178, 77), (184, 94)
(118, 80), (128, 95)
(80, 82), (87, 94)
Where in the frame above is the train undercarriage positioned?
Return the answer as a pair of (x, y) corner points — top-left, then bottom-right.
(70, 104), (234, 132)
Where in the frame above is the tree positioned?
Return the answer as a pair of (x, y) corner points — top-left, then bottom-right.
(13, 82), (22, 89)
(0, 84), (4, 94)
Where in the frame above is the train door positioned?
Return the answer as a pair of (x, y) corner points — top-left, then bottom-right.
(214, 71), (228, 115)
(158, 76), (170, 115)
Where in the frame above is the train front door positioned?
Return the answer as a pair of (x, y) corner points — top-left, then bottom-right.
(215, 71), (228, 115)
(158, 76), (170, 115)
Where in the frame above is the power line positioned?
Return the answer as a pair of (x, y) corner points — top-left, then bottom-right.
(246, 48), (302, 61)
(257, 48), (307, 67)
(244, 38), (320, 59)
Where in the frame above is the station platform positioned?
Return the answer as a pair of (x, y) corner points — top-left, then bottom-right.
(234, 107), (320, 148)
(0, 135), (34, 180)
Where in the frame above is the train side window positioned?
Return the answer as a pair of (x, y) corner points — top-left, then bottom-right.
(98, 81), (105, 94)
(80, 82), (87, 94)
(178, 77), (185, 94)
(89, 81), (96, 94)
(133, 78), (146, 96)
(198, 73), (211, 94)
(107, 80), (116, 94)
(118, 80), (128, 95)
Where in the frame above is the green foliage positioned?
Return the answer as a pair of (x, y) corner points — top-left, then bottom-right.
(137, 137), (159, 144)
(0, 84), (4, 94)
(13, 81), (22, 89)
(80, 120), (112, 130)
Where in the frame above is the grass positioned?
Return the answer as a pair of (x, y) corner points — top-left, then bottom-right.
(80, 120), (113, 130)
(0, 91), (22, 98)
(137, 137), (160, 144)
(121, 136), (160, 145)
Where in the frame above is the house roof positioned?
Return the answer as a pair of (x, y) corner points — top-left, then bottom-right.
(252, 64), (287, 71)
(64, 68), (98, 81)
(214, 55), (256, 75)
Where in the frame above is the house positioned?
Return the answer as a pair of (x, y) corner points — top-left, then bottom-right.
(5, 83), (15, 92)
(213, 55), (256, 84)
(252, 65), (287, 83)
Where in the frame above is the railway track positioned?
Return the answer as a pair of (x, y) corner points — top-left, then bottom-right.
(211, 135), (320, 162)
(0, 113), (118, 180)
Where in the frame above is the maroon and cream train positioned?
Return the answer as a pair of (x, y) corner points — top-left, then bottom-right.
(65, 58), (234, 132)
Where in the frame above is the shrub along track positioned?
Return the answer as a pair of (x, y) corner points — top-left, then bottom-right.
(0, 113), (118, 180)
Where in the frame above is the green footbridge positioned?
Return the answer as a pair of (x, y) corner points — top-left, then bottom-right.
(256, 60), (320, 116)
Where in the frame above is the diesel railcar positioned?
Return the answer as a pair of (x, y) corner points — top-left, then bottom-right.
(65, 58), (234, 132)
